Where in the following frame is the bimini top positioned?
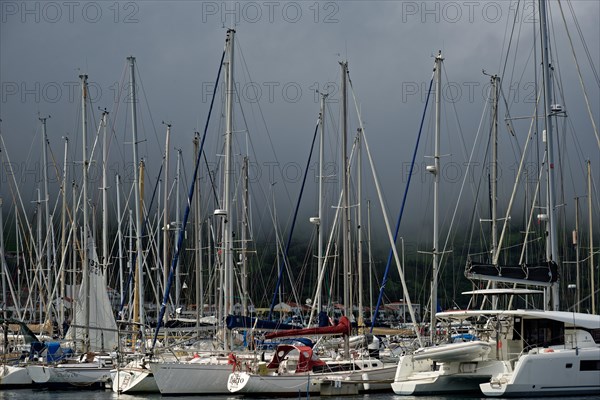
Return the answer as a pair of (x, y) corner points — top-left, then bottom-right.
(436, 309), (600, 330)
(461, 288), (544, 295)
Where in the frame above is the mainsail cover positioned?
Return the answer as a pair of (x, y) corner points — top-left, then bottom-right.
(465, 259), (559, 285)
(264, 316), (351, 339)
(64, 234), (118, 351)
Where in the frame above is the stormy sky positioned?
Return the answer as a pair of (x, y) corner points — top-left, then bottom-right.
(1, 0), (598, 259)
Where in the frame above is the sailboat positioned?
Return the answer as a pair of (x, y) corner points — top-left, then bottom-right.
(149, 28), (260, 396)
(478, 0), (600, 395)
(391, 51), (505, 396)
(26, 74), (118, 389)
(394, 1), (599, 397)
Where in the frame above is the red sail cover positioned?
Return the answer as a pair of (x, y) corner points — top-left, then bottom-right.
(265, 316), (351, 339)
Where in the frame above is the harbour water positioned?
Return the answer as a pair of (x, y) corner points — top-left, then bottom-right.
(1, 390), (599, 400)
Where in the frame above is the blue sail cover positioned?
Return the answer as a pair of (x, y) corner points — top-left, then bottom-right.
(226, 315), (301, 331)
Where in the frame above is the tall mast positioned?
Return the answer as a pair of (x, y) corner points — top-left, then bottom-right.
(60, 136), (69, 334)
(340, 60), (350, 358)
(193, 133), (204, 324)
(163, 122), (171, 320)
(40, 116), (54, 316)
(36, 189), (43, 325)
(241, 156), (249, 317)
(79, 74), (91, 352)
(222, 29), (235, 351)
(127, 56), (145, 345)
(116, 174), (124, 304)
(316, 92), (327, 315)
(588, 160), (595, 314)
(101, 110), (109, 283)
(490, 74), (499, 309)
(357, 127), (364, 327)
(175, 149), (182, 308)
(429, 51), (443, 343)
(367, 200), (373, 322)
(574, 197), (581, 313)
(71, 180), (78, 350)
(538, 0), (560, 311)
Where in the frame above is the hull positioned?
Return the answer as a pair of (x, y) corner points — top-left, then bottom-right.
(0, 365), (33, 387)
(111, 367), (158, 393)
(26, 364), (112, 388)
(149, 359), (233, 395)
(228, 371), (320, 395)
(481, 347), (600, 397)
(392, 354), (507, 395)
(228, 363), (396, 396)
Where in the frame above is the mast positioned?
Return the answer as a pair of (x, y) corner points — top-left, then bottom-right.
(60, 136), (69, 335)
(357, 127), (364, 327)
(221, 28), (235, 351)
(116, 174), (125, 305)
(428, 51), (443, 342)
(71, 180), (77, 350)
(367, 200), (373, 322)
(127, 56), (145, 346)
(574, 197), (580, 313)
(163, 122), (171, 320)
(316, 92), (327, 315)
(101, 110), (109, 284)
(490, 73), (499, 309)
(194, 133), (203, 324)
(340, 60), (350, 357)
(40, 116), (54, 317)
(539, 0), (560, 311)
(79, 74), (91, 352)
(241, 156), (249, 317)
(175, 149), (182, 308)
(0, 198), (7, 326)
(588, 160), (595, 314)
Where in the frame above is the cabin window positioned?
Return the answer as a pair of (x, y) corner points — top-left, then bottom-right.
(565, 363), (572, 369)
(580, 360), (600, 371)
(523, 318), (564, 349)
(589, 329), (600, 344)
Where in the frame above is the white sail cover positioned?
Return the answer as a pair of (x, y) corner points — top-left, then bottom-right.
(65, 233), (118, 352)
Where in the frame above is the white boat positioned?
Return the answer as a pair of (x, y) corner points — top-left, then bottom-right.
(0, 364), (33, 387)
(26, 353), (114, 388)
(227, 343), (396, 396)
(111, 357), (158, 393)
(479, 311), (600, 397)
(149, 354), (238, 395)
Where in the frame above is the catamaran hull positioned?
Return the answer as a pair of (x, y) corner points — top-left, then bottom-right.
(111, 368), (158, 393)
(26, 364), (112, 388)
(149, 361), (233, 395)
(0, 365), (33, 387)
(392, 354), (507, 395)
(480, 347), (600, 397)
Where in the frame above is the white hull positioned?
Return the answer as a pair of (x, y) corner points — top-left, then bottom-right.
(111, 367), (158, 393)
(481, 347), (600, 397)
(228, 364), (397, 395)
(392, 340), (503, 395)
(149, 358), (233, 395)
(0, 365), (33, 387)
(392, 356), (506, 395)
(26, 363), (112, 387)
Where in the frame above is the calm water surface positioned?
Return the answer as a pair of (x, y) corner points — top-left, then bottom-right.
(1, 390), (599, 400)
